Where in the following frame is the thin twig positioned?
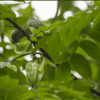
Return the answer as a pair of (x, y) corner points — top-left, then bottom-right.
(10, 52), (43, 63)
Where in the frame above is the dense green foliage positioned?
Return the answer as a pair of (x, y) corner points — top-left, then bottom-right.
(1, 1), (100, 100)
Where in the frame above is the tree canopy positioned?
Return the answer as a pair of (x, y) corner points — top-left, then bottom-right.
(0, 1), (100, 100)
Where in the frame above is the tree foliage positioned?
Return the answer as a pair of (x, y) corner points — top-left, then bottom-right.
(0, 1), (100, 100)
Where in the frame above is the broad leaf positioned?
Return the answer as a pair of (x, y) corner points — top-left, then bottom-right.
(79, 40), (100, 61)
(26, 62), (43, 86)
(39, 25), (47, 31)
(47, 33), (60, 62)
(32, 35), (50, 53)
(87, 28), (100, 42)
(5, 89), (36, 100)
(70, 53), (92, 79)
(0, 4), (16, 19)
(42, 64), (55, 81)
(14, 40), (30, 53)
(36, 32), (44, 37)
(55, 61), (71, 81)
(30, 35), (38, 41)
(94, 1), (100, 6)
(54, 52), (70, 64)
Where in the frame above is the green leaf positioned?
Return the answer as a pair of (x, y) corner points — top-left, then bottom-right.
(30, 35), (38, 41)
(0, 75), (18, 88)
(94, 1), (100, 6)
(39, 25), (47, 31)
(49, 27), (58, 33)
(14, 40), (30, 53)
(59, 25), (79, 51)
(26, 42), (33, 52)
(47, 33), (60, 62)
(12, 60), (23, 68)
(22, 22), (32, 35)
(70, 53), (92, 79)
(17, 70), (27, 85)
(0, 62), (8, 69)
(55, 61), (71, 81)
(66, 40), (78, 55)
(32, 29), (40, 34)
(27, 18), (44, 28)
(3, 49), (16, 58)
(0, 98), (3, 100)
(73, 80), (93, 98)
(15, 16), (29, 26)
(22, 60), (27, 70)
(77, 13), (92, 32)
(0, 4), (16, 20)
(32, 35), (50, 53)
(87, 28), (100, 42)
(91, 62), (98, 81)
(7, 63), (17, 72)
(0, 67), (26, 85)
(79, 40), (100, 61)
(0, 42), (9, 47)
(17, 3), (34, 18)
(93, 10), (100, 25)
(54, 52), (70, 64)
(42, 64), (55, 81)
(36, 32), (44, 37)
(5, 89), (36, 100)
(26, 62), (37, 86)
(26, 62), (43, 86)
(0, 75), (19, 91)
(0, 20), (4, 35)
(0, 57), (4, 62)
(0, 75), (29, 99)
(37, 86), (51, 93)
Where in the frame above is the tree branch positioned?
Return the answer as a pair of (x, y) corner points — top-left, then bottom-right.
(5, 17), (52, 61)
(5, 17), (100, 97)
(5, 17), (30, 40)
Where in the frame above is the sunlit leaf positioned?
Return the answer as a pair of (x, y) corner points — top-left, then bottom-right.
(30, 35), (38, 41)
(0, 62), (8, 69)
(36, 32), (44, 37)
